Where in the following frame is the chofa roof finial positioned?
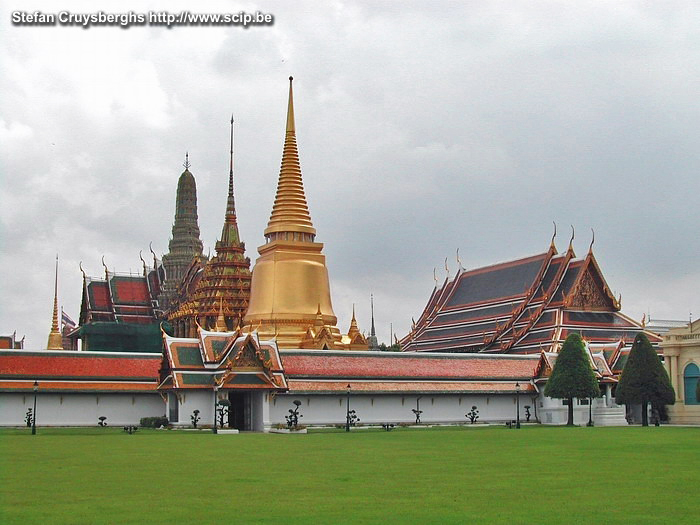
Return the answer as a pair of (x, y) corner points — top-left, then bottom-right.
(568, 225), (575, 252)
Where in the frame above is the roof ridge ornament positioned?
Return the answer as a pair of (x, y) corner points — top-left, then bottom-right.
(550, 222), (557, 251)
(568, 225), (575, 252)
(139, 250), (147, 275)
(183, 152), (191, 170)
(588, 228), (595, 254)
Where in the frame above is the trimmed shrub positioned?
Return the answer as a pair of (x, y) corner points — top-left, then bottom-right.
(140, 416), (169, 428)
(616, 333), (675, 426)
(544, 333), (599, 425)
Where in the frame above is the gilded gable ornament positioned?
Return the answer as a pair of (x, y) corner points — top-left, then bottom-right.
(568, 269), (610, 310)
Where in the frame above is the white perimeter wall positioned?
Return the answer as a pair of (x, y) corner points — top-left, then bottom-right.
(267, 393), (540, 427)
(0, 393), (165, 427)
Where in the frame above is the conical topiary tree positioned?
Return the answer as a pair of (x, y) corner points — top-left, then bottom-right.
(544, 333), (600, 426)
(615, 333), (675, 426)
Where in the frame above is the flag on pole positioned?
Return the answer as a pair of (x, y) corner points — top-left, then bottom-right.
(61, 308), (76, 329)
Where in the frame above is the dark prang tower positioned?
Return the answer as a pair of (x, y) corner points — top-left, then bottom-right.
(159, 154), (205, 312)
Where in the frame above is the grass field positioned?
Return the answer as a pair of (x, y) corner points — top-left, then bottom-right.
(1, 425), (698, 524)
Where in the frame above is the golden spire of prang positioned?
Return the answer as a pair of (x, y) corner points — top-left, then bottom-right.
(47, 255), (64, 350)
(215, 297), (227, 332)
(264, 76), (317, 240)
(348, 304), (360, 338)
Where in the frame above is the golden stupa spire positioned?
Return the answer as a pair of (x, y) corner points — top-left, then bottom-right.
(47, 255), (64, 350)
(348, 304), (360, 338)
(264, 76), (316, 240)
(215, 297), (227, 332)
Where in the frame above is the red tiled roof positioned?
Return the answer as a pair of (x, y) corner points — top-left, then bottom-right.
(0, 351), (161, 380)
(288, 380), (537, 394)
(280, 352), (538, 380)
(88, 281), (111, 310)
(112, 278), (151, 305)
(0, 380), (157, 392)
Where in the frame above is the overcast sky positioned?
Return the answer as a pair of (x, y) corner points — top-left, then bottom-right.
(1, 1), (698, 348)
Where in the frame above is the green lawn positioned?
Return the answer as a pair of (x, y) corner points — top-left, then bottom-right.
(1, 425), (697, 524)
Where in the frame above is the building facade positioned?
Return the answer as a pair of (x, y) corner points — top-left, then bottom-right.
(662, 319), (700, 424)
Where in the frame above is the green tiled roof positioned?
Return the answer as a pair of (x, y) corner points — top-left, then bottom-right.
(181, 373), (214, 385)
(176, 346), (203, 366)
(228, 374), (266, 385)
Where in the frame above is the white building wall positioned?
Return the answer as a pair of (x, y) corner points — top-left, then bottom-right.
(0, 393), (165, 427)
(268, 393), (540, 426)
(168, 390), (215, 426)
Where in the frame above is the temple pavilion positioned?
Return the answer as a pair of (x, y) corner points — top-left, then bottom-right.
(401, 232), (662, 374)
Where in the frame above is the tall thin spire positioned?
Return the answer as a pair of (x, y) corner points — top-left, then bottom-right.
(227, 115), (236, 216)
(264, 76), (316, 239)
(370, 294), (376, 337)
(220, 116), (241, 245)
(47, 255), (63, 350)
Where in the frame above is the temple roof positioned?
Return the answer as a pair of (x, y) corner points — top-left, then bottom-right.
(79, 262), (163, 326)
(160, 328), (287, 391)
(281, 350), (538, 380)
(402, 240), (661, 358)
(0, 350), (161, 392)
(280, 350), (538, 394)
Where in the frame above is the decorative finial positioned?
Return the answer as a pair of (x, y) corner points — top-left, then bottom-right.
(433, 267), (438, 286)
(149, 242), (158, 267)
(550, 222), (557, 251)
(457, 248), (463, 271)
(139, 250), (147, 275)
(79, 261), (87, 280)
(444, 257), (450, 279)
(101, 255), (108, 276)
(568, 225), (575, 252)
(183, 152), (191, 170)
(588, 228), (595, 254)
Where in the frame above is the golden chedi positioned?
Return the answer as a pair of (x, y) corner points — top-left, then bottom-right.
(243, 78), (366, 350)
(47, 255), (64, 350)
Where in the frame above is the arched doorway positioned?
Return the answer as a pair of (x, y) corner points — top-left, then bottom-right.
(684, 363), (699, 405)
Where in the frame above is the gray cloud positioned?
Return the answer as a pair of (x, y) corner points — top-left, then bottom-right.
(1, 1), (698, 346)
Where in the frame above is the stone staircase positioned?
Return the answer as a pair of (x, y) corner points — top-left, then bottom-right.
(592, 405), (628, 426)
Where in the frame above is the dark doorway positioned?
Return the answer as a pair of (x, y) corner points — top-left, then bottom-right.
(228, 392), (249, 430)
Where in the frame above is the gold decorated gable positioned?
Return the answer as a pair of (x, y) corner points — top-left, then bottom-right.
(566, 264), (616, 311)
